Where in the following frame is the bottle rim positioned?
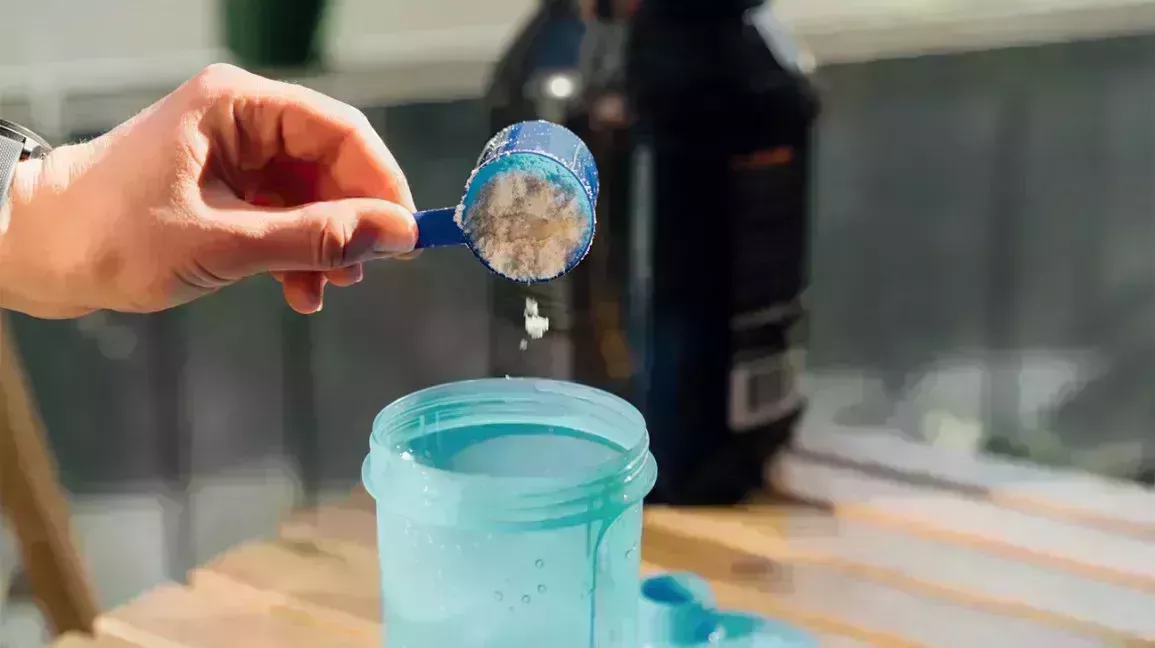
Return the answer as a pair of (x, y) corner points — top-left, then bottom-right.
(364, 378), (656, 529)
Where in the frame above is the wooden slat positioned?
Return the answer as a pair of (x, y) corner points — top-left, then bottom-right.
(644, 507), (1128, 648)
(797, 424), (1155, 541)
(47, 631), (140, 648)
(0, 315), (99, 635)
(278, 504), (376, 548)
(818, 638), (893, 648)
(189, 538), (380, 640)
(687, 504), (1155, 641)
(777, 451), (1155, 592)
(95, 584), (376, 648)
(337, 485), (374, 513)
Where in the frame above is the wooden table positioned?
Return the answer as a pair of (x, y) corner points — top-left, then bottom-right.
(45, 454), (1155, 648)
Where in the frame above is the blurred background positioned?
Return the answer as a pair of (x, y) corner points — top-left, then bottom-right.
(3, 0), (1155, 645)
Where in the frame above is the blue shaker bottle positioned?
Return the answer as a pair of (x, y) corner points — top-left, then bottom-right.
(412, 120), (599, 283)
(363, 378), (657, 648)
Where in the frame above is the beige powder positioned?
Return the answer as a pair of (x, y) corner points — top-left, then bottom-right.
(523, 297), (549, 340)
(459, 171), (587, 282)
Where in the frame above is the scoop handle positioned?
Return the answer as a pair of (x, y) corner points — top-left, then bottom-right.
(413, 207), (465, 249)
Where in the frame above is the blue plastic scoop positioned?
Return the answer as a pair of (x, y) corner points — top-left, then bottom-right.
(639, 573), (818, 647)
(411, 120), (598, 283)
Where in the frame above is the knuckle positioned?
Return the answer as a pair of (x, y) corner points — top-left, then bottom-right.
(334, 102), (373, 134)
(349, 106), (374, 130)
(302, 205), (350, 269)
(186, 63), (247, 103)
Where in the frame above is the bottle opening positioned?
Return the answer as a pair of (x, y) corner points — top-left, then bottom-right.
(364, 378), (656, 530)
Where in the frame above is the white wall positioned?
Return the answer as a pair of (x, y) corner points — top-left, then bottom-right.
(325, 0), (535, 64)
(0, 0), (535, 137)
(2, 1), (215, 67)
(4, 0), (1155, 138)
(0, 0), (534, 78)
(5, 0), (1155, 87)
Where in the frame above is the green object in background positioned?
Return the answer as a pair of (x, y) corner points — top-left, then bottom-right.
(222, 0), (328, 70)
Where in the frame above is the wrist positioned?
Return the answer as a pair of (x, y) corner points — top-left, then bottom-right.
(0, 146), (101, 318)
(0, 157), (45, 236)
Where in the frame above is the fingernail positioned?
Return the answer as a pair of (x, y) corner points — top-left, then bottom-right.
(374, 241), (416, 255)
(374, 216), (418, 254)
(346, 225), (414, 264)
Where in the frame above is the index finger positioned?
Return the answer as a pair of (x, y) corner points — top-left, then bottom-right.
(190, 63), (415, 211)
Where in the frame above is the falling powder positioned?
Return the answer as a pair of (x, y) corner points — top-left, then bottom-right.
(523, 298), (549, 342)
(457, 171), (588, 282)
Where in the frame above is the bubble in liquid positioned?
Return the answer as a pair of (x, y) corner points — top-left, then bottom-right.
(521, 595), (531, 604)
(493, 591), (504, 601)
(534, 559), (545, 568)
(537, 584), (547, 594)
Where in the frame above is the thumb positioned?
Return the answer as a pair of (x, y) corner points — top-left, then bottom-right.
(214, 197), (418, 278)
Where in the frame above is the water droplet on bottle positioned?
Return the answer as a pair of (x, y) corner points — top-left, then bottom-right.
(521, 594), (531, 604)
(493, 591), (503, 601)
(537, 584), (547, 593)
(534, 559), (545, 568)
(625, 548), (634, 559)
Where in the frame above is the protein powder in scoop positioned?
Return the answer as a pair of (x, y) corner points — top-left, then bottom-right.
(456, 172), (587, 283)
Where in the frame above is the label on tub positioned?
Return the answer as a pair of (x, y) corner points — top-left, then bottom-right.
(728, 348), (805, 433)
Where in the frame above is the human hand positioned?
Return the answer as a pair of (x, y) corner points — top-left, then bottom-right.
(0, 63), (418, 318)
